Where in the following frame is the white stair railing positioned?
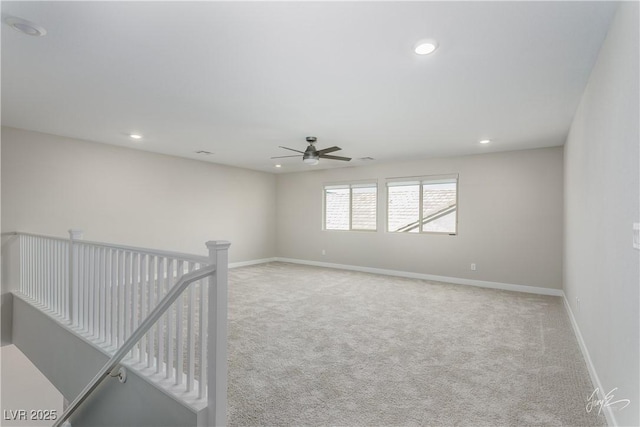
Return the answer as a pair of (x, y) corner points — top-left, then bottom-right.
(10, 231), (229, 426)
(19, 233), (70, 318)
(53, 265), (216, 427)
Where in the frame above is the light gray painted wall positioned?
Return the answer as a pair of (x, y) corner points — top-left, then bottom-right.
(1, 127), (277, 262)
(276, 147), (564, 289)
(564, 3), (639, 426)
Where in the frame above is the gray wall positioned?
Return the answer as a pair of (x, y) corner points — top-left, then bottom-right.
(564, 3), (639, 426)
(1, 127), (277, 262)
(276, 147), (564, 290)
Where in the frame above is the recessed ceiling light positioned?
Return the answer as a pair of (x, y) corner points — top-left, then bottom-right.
(129, 133), (143, 140)
(274, 164), (282, 168)
(479, 139), (491, 144)
(4, 16), (47, 37)
(414, 40), (438, 55)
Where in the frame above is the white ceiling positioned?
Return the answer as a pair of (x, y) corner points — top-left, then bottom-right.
(1, 1), (617, 173)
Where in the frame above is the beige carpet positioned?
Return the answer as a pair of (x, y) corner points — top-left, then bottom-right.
(227, 262), (605, 426)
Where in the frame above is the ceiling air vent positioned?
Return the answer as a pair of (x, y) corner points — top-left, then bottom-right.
(195, 150), (214, 155)
(358, 157), (375, 161)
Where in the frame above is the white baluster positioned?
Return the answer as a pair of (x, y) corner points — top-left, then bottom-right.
(41, 238), (46, 305)
(84, 245), (90, 333)
(106, 249), (112, 346)
(118, 250), (125, 348)
(166, 258), (174, 380)
(57, 241), (62, 313)
(30, 236), (34, 299)
(68, 229), (83, 325)
(19, 235), (24, 294)
(23, 236), (27, 295)
(175, 260), (184, 386)
(98, 247), (105, 342)
(52, 240), (57, 310)
(44, 239), (50, 308)
(57, 242), (63, 316)
(111, 250), (118, 346)
(147, 256), (156, 369)
(157, 257), (165, 374)
(36, 237), (41, 304)
(186, 262), (196, 392)
(139, 254), (148, 365)
(32, 236), (36, 299)
(198, 275), (207, 399)
(124, 251), (131, 343)
(78, 244), (84, 329)
(58, 241), (63, 316)
(132, 253), (139, 359)
(92, 246), (97, 334)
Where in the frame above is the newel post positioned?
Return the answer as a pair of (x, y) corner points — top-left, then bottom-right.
(68, 229), (83, 325)
(206, 240), (231, 427)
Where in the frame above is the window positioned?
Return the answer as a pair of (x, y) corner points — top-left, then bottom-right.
(324, 183), (377, 231)
(387, 175), (458, 234)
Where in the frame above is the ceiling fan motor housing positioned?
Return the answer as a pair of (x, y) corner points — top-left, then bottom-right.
(304, 144), (319, 161)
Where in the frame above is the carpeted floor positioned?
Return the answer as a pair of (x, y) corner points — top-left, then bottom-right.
(227, 262), (605, 426)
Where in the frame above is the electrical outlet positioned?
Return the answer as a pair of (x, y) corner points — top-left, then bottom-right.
(470, 263), (476, 271)
(321, 249), (326, 256)
(633, 223), (640, 250)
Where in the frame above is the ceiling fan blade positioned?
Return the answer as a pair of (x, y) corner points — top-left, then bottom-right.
(320, 154), (351, 161)
(279, 146), (305, 154)
(316, 146), (341, 155)
(270, 155), (301, 159)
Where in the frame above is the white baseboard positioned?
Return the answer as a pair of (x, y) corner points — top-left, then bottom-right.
(229, 257), (277, 269)
(563, 295), (616, 426)
(274, 257), (563, 297)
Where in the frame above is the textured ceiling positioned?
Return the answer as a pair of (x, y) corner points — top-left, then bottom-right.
(1, 1), (617, 173)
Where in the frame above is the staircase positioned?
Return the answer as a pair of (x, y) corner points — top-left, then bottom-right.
(2, 231), (229, 426)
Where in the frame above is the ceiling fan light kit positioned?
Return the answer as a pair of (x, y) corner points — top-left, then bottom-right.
(272, 136), (351, 166)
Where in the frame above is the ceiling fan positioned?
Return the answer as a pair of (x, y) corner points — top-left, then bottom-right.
(272, 137), (351, 165)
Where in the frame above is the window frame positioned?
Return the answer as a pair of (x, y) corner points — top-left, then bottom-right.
(386, 174), (459, 235)
(323, 181), (378, 232)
